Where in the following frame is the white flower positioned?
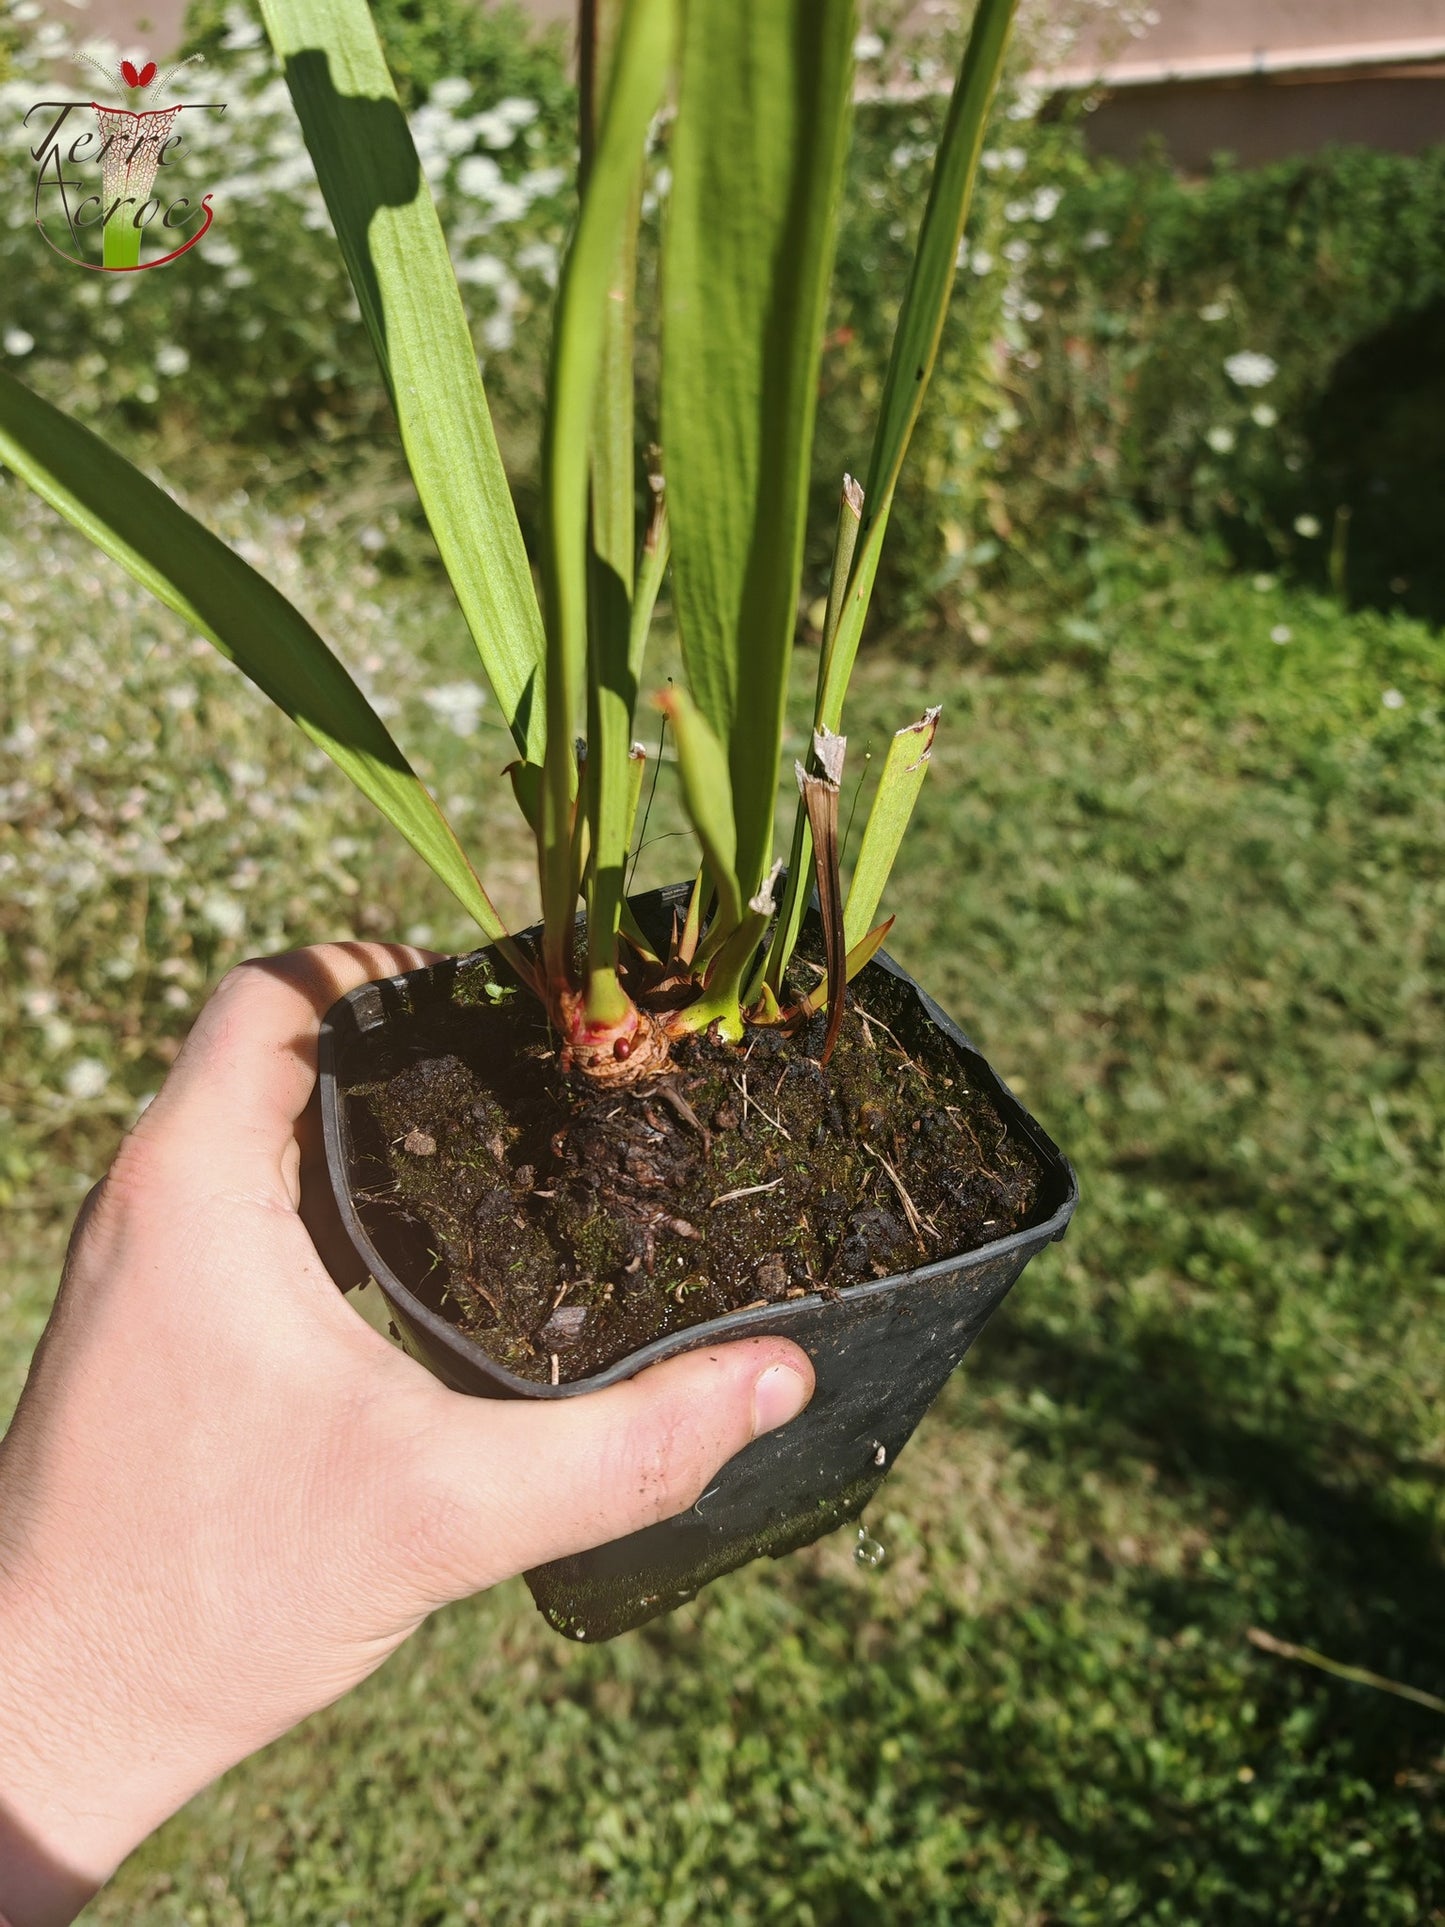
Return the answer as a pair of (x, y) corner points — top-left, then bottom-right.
(64, 1058), (109, 1102)
(970, 248), (994, 276)
(1251, 402), (1278, 428)
(473, 108), (520, 148)
(1031, 186), (1062, 221)
(1252, 573), (1276, 592)
(429, 77), (473, 110)
(455, 252), (508, 288)
(456, 153), (503, 200)
(1224, 351), (1277, 389)
(1382, 688), (1405, 711)
(359, 526), (386, 554)
(423, 681), (486, 737)
(515, 240), (558, 282)
(1082, 229), (1110, 251)
(4, 328), (34, 357)
(493, 97), (539, 131)
(1293, 514), (1321, 539)
(1270, 625), (1292, 644)
(853, 30), (885, 59)
(155, 343), (189, 377)
(202, 892), (247, 939)
(1205, 425), (1235, 455)
(22, 988), (59, 1019)
(1199, 301), (1228, 322)
(221, 9), (264, 48)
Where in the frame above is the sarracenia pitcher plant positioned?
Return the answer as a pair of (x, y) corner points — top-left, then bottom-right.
(0, 0), (1018, 1082)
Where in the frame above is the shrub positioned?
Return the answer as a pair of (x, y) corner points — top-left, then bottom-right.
(0, 0), (573, 457)
(853, 129), (1445, 629)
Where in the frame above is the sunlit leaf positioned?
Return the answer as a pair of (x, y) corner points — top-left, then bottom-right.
(260, 0), (547, 762)
(844, 706), (940, 947)
(0, 366), (513, 949)
(663, 0), (856, 902)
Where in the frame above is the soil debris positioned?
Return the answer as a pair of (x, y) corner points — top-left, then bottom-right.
(342, 941), (1046, 1385)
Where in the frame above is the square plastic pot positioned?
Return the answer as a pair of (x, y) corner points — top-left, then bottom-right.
(318, 886), (1077, 1641)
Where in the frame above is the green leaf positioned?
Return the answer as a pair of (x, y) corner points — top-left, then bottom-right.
(844, 706), (940, 948)
(663, 0), (856, 902)
(797, 916), (895, 1016)
(0, 366), (514, 951)
(657, 686), (743, 932)
(763, 474), (864, 995)
(537, 0), (676, 985)
(817, 0), (1017, 735)
(578, 5), (669, 1017)
(260, 0), (546, 763)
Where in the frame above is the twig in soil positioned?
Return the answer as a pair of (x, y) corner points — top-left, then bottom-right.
(549, 1353), (560, 1386)
(859, 1008), (931, 1082)
(865, 1146), (932, 1248)
(1246, 1627), (1445, 1716)
(710, 1176), (786, 1209)
(944, 1104), (1003, 1183)
(733, 1075), (792, 1140)
(654, 1081), (711, 1151)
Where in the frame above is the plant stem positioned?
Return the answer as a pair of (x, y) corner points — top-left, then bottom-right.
(103, 213), (142, 271)
(677, 863), (782, 1042)
(763, 476), (863, 996)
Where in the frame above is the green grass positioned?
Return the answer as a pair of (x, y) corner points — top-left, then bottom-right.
(2, 474), (1442, 1921)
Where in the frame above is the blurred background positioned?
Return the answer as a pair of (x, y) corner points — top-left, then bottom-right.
(2, 0), (1442, 1918)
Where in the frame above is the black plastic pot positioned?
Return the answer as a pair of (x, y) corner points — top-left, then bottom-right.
(318, 885), (1077, 1641)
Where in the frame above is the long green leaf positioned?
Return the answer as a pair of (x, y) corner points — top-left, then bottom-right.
(762, 473), (864, 996)
(844, 706), (940, 948)
(260, 0), (546, 763)
(538, 0), (675, 986)
(663, 0), (856, 903)
(816, 0), (1017, 736)
(580, 1), (659, 1017)
(657, 687), (743, 932)
(0, 367), (514, 950)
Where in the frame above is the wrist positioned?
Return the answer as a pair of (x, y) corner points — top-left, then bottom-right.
(0, 1555), (170, 1923)
(0, 1802), (100, 1927)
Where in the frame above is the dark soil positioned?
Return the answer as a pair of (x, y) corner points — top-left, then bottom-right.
(343, 943), (1047, 1385)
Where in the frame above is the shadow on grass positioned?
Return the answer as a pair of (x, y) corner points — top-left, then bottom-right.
(1227, 295), (1445, 628)
(987, 1315), (1445, 1675)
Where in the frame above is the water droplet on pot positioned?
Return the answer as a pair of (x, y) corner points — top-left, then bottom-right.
(854, 1525), (885, 1571)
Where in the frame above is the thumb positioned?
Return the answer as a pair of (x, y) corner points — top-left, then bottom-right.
(410, 1337), (815, 1601)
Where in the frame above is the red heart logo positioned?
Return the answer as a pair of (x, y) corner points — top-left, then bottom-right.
(137, 60), (157, 86)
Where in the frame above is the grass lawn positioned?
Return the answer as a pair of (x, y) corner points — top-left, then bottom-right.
(2, 474), (1442, 1921)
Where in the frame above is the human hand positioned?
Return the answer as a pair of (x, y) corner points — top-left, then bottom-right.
(0, 944), (813, 1927)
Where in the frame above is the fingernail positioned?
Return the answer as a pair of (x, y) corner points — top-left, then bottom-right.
(752, 1362), (810, 1437)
